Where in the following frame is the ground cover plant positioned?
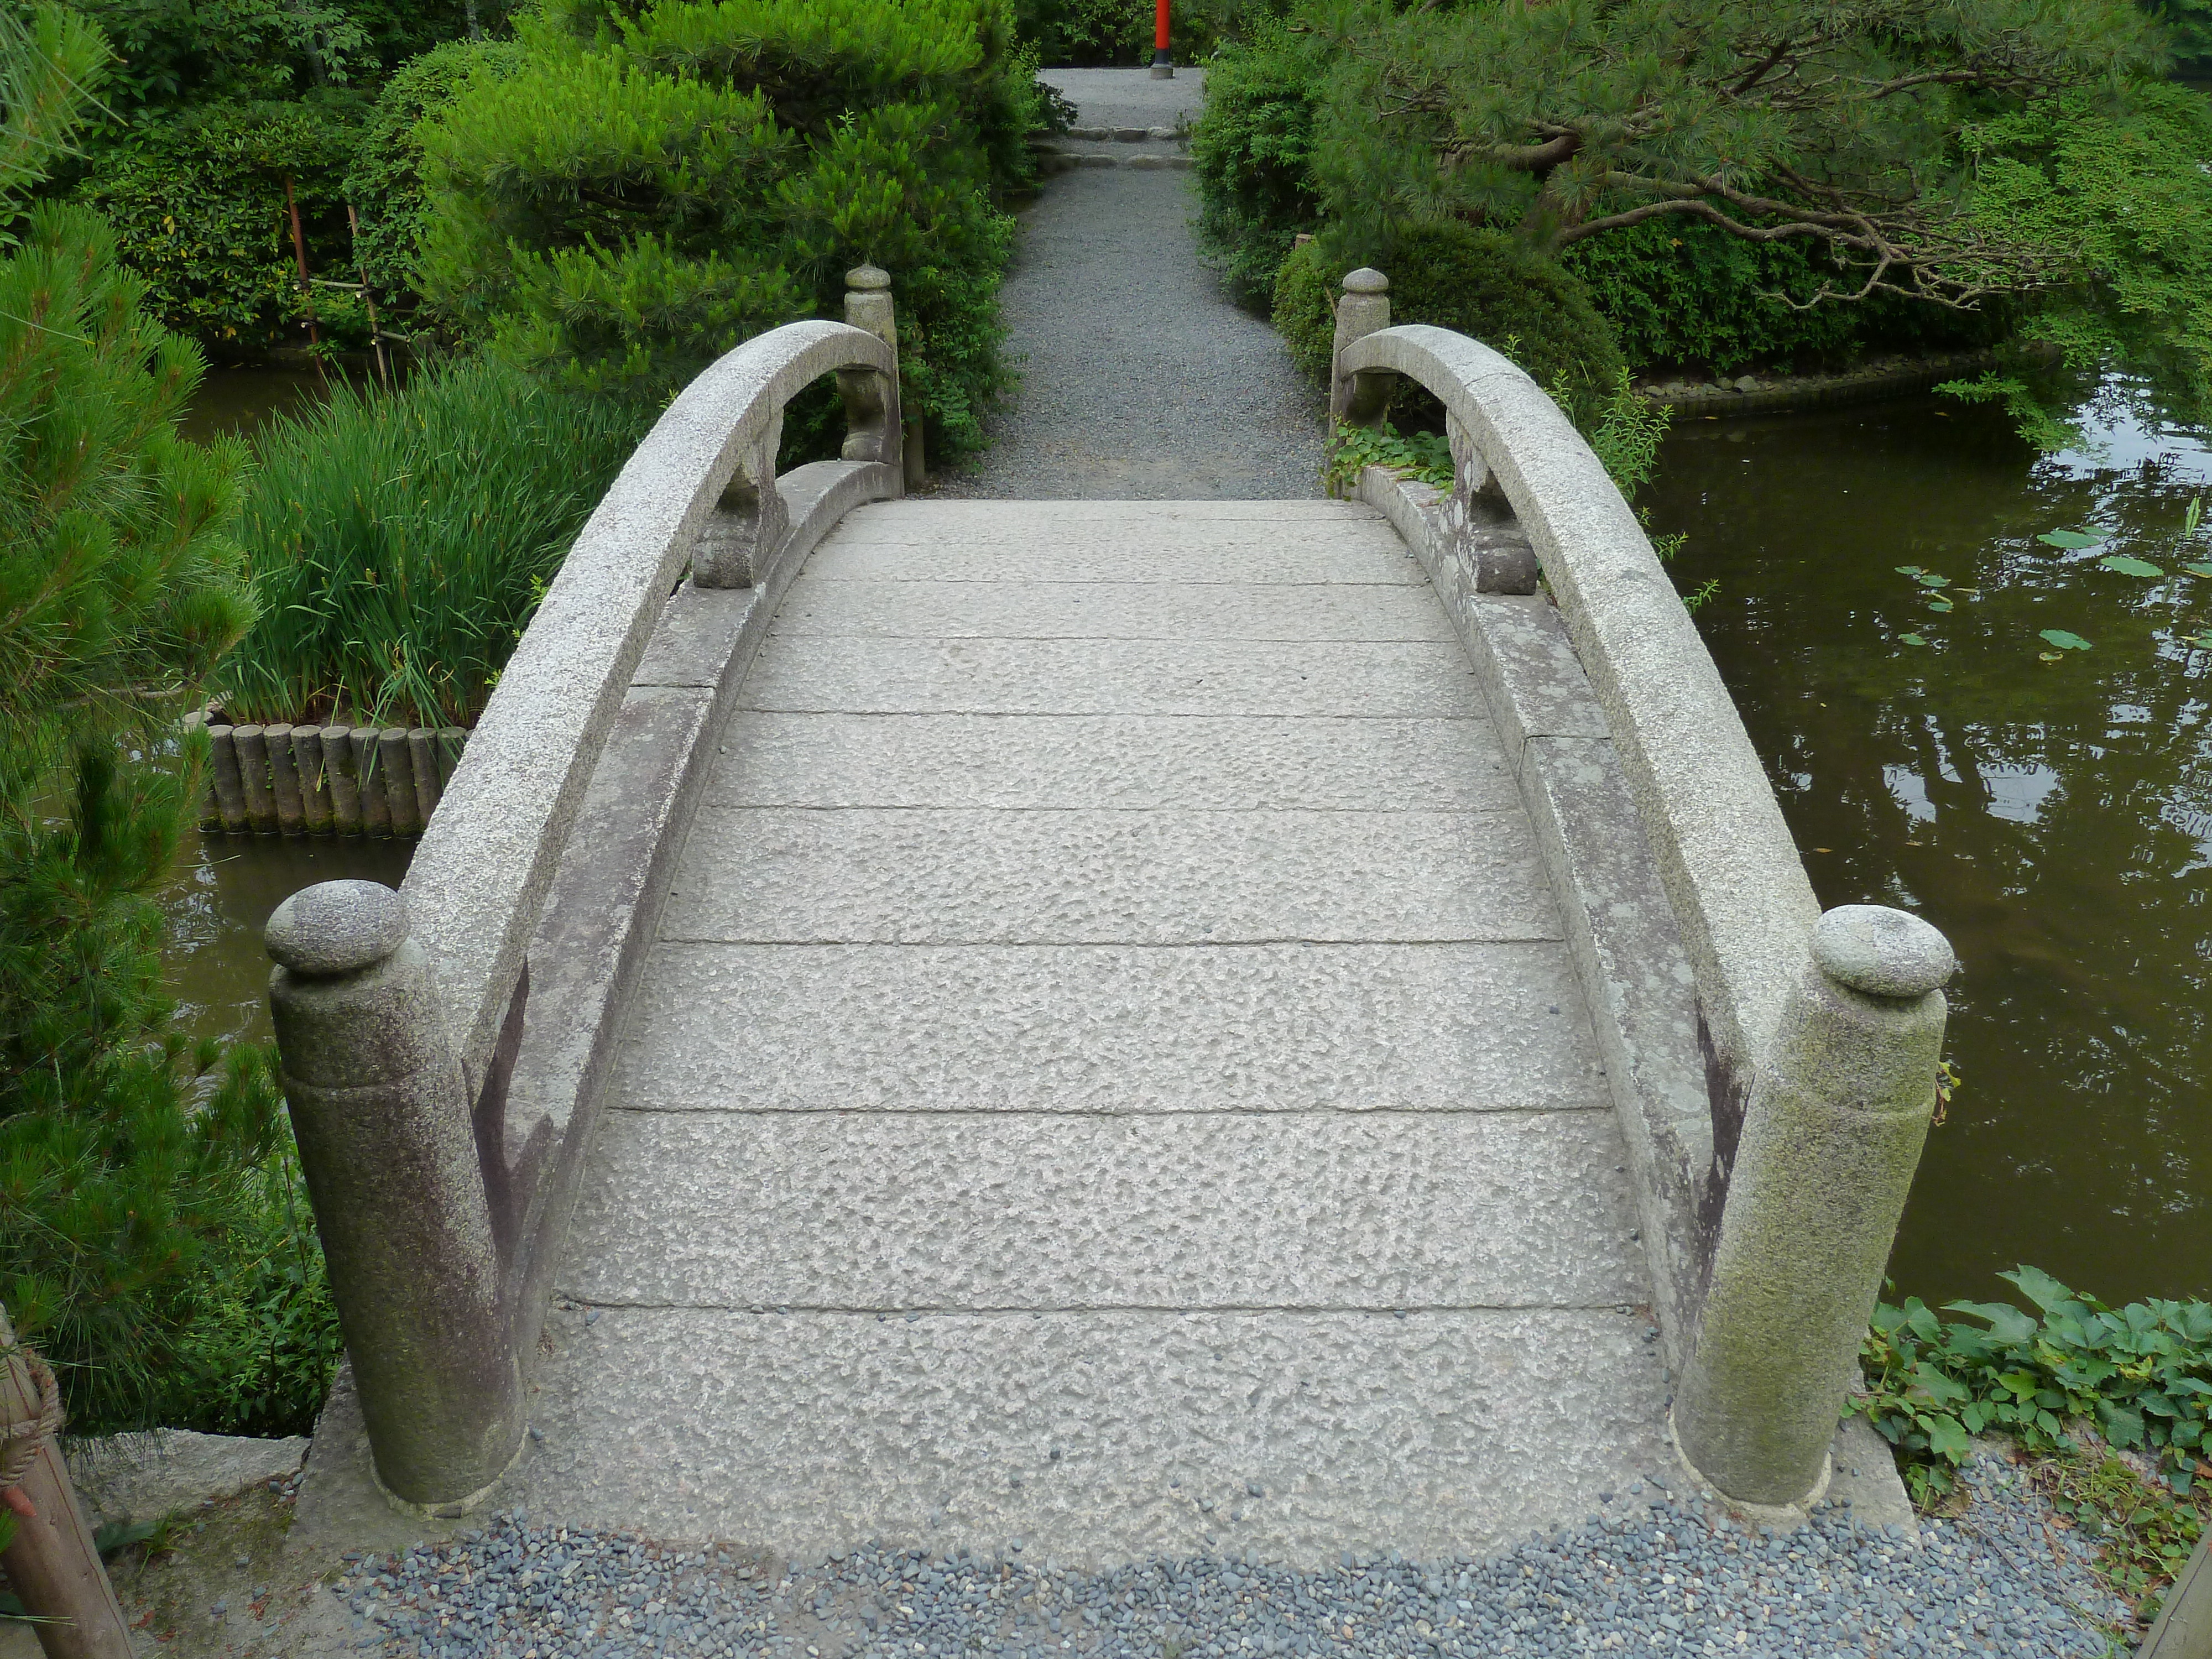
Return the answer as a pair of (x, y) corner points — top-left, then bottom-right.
(218, 357), (641, 728)
(1859, 1267), (2211, 1621)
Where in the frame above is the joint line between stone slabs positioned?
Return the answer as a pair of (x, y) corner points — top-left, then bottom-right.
(766, 631), (1462, 645)
(682, 804), (1525, 816)
(551, 1300), (1651, 1316)
(651, 932), (1572, 947)
(598, 1104), (1622, 1121)
(721, 711), (1493, 723)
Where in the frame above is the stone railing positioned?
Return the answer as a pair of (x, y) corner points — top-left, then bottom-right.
(260, 269), (907, 1516)
(1333, 273), (1956, 1512)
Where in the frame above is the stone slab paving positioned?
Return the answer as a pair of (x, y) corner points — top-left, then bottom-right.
(935, 70), (1324, 500)
(520, 497), (1672, 1565)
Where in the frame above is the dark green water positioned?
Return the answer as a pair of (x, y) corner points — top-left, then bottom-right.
(1647, 388), (2212, 1311)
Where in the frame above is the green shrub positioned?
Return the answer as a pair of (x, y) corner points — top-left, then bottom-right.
(1859, 1266), (2212, 1505)
(170, 1123), (344, 1438)
(345, 38), (528, 321)
(1561, 220), (2001, 375)
(1013, 0), (1241, 69)
(70, 97), (368, 354)
(218, 358), (644, 728)
(1275, 222), (1628, 430)
(1191, 15), (1323, 305)
(415, 0), (1036, 453)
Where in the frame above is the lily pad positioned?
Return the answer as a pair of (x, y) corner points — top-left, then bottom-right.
(2037, 529), (2106, 550)
(2098, 555), (2165, 578)
(1927, 597), (1954, 612)
(1916, 573), (1950, 587)
(2183, 562), (2212, 578)
(2039, 628), (2093, 651)
(2038, 651), (2064, 661)
(1899, 633), (1928, 646)
(1895, 565), (1924, 576)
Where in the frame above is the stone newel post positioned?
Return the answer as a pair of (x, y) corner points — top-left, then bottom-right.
(265, 880), (524, 1515)
(1330, 267), (1395, 427)
(842, 264), (917, 489)
(1675, 904), (1956, 1507)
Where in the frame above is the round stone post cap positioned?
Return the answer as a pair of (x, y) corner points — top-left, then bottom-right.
(267, 880), (409, 976)
(845, 265), (891, 291)
(1342, 267), (1389, 294)
(1812, 904), (1955, 998)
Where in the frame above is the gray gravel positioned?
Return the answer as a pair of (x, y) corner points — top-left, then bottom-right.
(327, 1449), (2139, 1658)
(936, 75), (1324, 499)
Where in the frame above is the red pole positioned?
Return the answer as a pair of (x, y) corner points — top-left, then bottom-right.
(1151, 0), (1171, 75)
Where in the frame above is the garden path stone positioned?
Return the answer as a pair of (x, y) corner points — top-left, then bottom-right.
(936, 71), (1326, 499)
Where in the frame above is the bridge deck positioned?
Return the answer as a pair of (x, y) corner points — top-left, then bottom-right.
(518, 498), (1672, 1564)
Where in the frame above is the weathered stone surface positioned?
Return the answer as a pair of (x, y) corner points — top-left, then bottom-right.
(771, 575), (1456, 641)
(68, 1431), (308, 1527)
(739, 637), (1485, 717)
(1337, 325), (1821, 1082)
(513, 1306), (1671, 1566)
(1464, 595), (1611, 752)
(1813, 903), (1957, 998)
(709, 712), (1516, 811)
(806, 531), (1420, 585)
(263, 879), (407, 976)
(566, 1108), (1642, 1310)
(665, 806), (1559, 943)
(612, 941), (1608, 1114)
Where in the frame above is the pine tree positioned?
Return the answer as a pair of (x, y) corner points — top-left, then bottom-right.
(0, 4), (278, 1433)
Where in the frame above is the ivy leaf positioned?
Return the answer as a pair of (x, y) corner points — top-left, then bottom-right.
(2038, 529), (2105, 549)
(2098, 1399), (2148, 1448)
(2038, 629), (2093, 651)
(1924, 1415), (1973, 1461)
(2099, 555), (2165, 577)
(1948, 1300), (2042, 1345)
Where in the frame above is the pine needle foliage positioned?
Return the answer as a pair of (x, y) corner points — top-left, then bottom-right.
(0, 7), (290, 1434)
(414, 0), (1044, 452)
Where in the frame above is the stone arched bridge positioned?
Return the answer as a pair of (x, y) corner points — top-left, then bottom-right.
(266, 268), (1953, 1567)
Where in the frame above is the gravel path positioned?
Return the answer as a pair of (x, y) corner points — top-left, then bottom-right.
(326, 1450), (2137, 1658)
(936, 79), (1325, 499)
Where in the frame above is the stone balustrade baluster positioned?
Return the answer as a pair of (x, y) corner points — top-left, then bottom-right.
(1674, 904), (1957, 1509)
(265, 880), (524, 1514)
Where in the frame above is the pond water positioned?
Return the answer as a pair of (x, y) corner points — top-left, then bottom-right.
(1648, 386), (2212, 1312)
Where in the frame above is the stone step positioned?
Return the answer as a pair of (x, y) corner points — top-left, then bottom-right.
(610, 942), (1608, 1114)
(564, 1108), (1644, 1311)
(662, 807), (1560, 944)
(517, 1305), (1672, 1564)
(708, 713), (1517, 812)
(737, 637), (1482, 717)
(807, 524), (1418, 586)
(771, 576), (1457, 641)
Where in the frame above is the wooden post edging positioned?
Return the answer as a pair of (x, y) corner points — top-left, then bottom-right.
(2143, 1526), (2212, 1657)
(200, 721), (470, 838)
(0, 1307), (135, 1659)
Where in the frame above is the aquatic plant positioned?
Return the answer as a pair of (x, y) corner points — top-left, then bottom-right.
(218, 358), (642, 729)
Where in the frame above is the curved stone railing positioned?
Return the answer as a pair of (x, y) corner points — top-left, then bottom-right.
(1334, 279), (1956, 1512)
(261, 271), (906, 1515)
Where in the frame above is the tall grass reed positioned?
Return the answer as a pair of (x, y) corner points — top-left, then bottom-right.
(219, 359), (643, 729)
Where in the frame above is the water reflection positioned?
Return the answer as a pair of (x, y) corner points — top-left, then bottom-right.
(161, 832), (412, 1052)
(1649, 389), (2212, 1308)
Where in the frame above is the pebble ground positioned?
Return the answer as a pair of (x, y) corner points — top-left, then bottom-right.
(934, 74), (1324, 499)
(325, 1450), (2138, 1659)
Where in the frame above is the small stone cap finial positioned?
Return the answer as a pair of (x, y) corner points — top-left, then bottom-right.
(846, 265), (891, 292)
(1343, 268), (1389, 294)
(1812, 904), (1955, 999)
(267, 880), (409, 977)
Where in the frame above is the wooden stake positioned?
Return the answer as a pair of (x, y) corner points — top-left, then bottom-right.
(345, 203), (392, 392)
(0, 1307), (134, 1659)
(283, 175), (326, 383)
